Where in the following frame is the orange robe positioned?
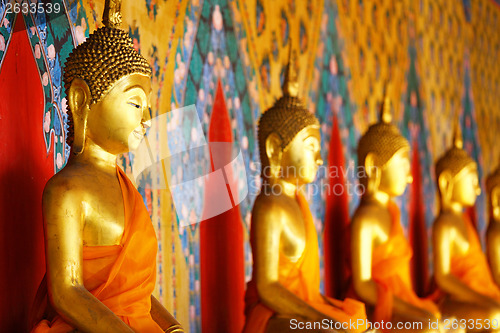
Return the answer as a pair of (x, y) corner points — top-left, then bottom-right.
(369, 201), (439, 326)
(243, 192), (367, 333)
(446, 214), (500, 300)
(31, 166), (163, 332)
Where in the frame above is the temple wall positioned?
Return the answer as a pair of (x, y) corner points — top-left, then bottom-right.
(0, 0), (499, 331)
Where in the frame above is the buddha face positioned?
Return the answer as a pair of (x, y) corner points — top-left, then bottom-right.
(280, 125), (323, 185)
(86, 73), (152, 154)
(378, 148), (413, 197)
(451, 165), (481, 207)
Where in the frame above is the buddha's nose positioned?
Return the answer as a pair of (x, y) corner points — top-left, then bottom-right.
(142, 119), (152, 130)
(143, 107), (152, 122)
(142, 107), (152, 129)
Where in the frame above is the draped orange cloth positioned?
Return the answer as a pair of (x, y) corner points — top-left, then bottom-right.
(31, 166), (163, 333)
(243, 192), (367, 333)
(370, 201), (439, 326)
(446, 214), (500, 301)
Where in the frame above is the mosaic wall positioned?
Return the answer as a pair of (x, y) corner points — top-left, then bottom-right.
(1, 0), (499, 331)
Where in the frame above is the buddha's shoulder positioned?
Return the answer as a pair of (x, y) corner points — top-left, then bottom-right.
(252, 192), (296, 226)
(351, 202), (387, 225)
(433, 212), (461, 231)
(43, 164), (91, 199)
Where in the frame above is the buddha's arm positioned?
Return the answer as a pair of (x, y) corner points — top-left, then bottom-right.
(253, 203), (345, 330)
(433, 220), (499, 306)
(487, 229), (500, 287)
(351, 215), (378, 304)
(351, 214), (436, 322)
(150, 295), (184, 332)
(43, 179), (134, 333)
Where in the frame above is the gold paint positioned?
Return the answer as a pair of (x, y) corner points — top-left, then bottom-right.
(41, 1), (182, 331)
(337, 0), (409, 128)
(232, 0), (323, 111)
(356, 86), (410, 188)
(102, 0), (123, 28)
(282, 44), (299, 98)
(257, 50), (319, 172)
(351, 92), (440, 331)
(250, 56), (333, 330)
(470, 0), (500, 174)
(79, 0), (192, 321)
(435, 116), (476, 181)
(487, 158), (500, 287)
(432, 121), (500, 325)
(63, 0), (152, 148)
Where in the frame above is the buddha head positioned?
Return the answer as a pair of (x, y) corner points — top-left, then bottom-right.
(258, 49), (322, 187)
(63, 0), (152, 156)
(435, 118), (480, 209)
(487, 159), (500, 222)
(357, 91), (412, 197)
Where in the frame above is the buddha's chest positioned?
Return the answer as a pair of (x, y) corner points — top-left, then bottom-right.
(451, 222), (471, 256)
(371, 214), (393, 248)
(280, 211), (307, 263)
(81, 183), (125, 246)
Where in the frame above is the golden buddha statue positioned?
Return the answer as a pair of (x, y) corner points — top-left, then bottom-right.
(243, 49), (369, 333)
(350, 91), (441, 333)
(433, 118), (500, 332)
(29, 1), (183, 332)
(487, 159), (500, 287)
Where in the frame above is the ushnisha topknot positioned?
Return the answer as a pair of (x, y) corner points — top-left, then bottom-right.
(357, 86), (410, 176)
(257, 45), (319, 171)
(435, 116), (476, 180)
(63, 0), (152, 145)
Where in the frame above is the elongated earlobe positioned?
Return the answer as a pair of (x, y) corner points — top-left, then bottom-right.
(68, 78), (92, 155)
(266, 133), (283, 179)
(72, 106), (88, 155)
(438, 171), (453, 210)
(365, 152), (380, 195)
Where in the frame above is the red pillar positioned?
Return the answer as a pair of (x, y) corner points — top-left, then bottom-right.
(324, 115), (351, 299)
(0, 16), (54, 332)
(200, 80), (245, 333)
(408, 140), (429, 297)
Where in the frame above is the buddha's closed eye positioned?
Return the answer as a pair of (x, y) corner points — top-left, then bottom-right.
(128, 102), (141, 109)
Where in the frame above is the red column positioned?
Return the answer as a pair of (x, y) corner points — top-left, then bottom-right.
(324, 115), (351, 299)
(200, 80), (245, 333)
(0, 16), (54, 332)
(408, 140), (429, 297)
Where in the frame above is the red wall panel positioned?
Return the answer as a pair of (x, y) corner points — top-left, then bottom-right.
(0, 16), (54, 332)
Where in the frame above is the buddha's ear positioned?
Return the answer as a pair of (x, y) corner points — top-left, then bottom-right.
(68, 78), (91, 117)
(69, 78), (91, 155)
(364, 152), (381, 194)
(364, 152), (379, 179)
(266, 133), (282, 167)
(438, 170), (453, 205)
